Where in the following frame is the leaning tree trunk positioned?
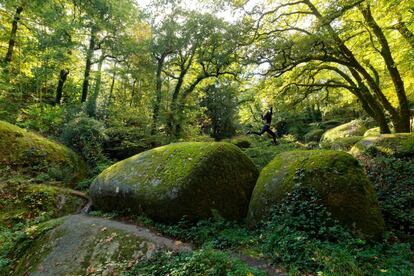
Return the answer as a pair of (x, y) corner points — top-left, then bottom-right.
(4, 6), (23, 64)
(361, 4), (411, 132)
(81, 26), (97, 103)
(55, 69), (69, 105)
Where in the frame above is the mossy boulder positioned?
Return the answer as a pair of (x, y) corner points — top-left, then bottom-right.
(11, 215), (191, 275)
(321, 120), (367, 143)
(364, 127), (381, 137)
(320, 136), (363, 151)
(90, 142), (259, 221)
(351, 133), (414, 158)
(247, 150), (385, 239)
(0, 181), (87, 228)
(304, 129), (325, 143)
(0, 120), (86, 185)
(228, 136), (252, 148)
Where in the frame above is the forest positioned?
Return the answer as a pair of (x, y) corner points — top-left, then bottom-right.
(0, 0), (413, 275)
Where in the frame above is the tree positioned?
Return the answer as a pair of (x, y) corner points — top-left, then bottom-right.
(245, 0), (412, 133)
(201, 82), (238, 140)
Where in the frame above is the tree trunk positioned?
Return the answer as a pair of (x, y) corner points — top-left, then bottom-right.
(81, 26), (97, 103)
(87, 53), (105, 117)
(4, 6), (23, 64)
(167, 73), (186, 138)
(303, 0), (403, 132)
(55, 69), (69, 105)
(151, 54), (167, 135)
(130, 79), (136, 107)
(105, 62), (117, 120)
(395, 20), (414, 49)
(361, 4), (411, 132)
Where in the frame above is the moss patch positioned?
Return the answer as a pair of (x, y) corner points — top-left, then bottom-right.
(0, 181), (86, 228)
(248, 150), (385, 239)
(0, 120), (86, 186)
(90, 142), (259, 221)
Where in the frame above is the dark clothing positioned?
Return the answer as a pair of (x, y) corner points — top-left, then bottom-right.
(249, 108), (278, 144)
(250, 125), (278, 144)
(262, 112), (272, 125)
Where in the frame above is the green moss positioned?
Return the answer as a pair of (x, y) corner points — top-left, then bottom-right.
(320, 136), (363, 151)
(304, 129), (325, 142)
(363, 127), (381, 137)
(351, 133), (414, 158)
(0, 120), (86, 186)
(0, 181), (86, 228)
(321, 120), (367, 143)
(248, 150), (385, 239)
(11, 218), (64, 275)
(90, 142), (259, 221)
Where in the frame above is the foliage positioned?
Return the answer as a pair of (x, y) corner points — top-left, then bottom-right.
(61, 114), (107, 167)
(200, 83), (239, 140)
(364, 155), (414, 239)
(148, 186), (414, 275)
(242, 135), (303, 171)
(127, 246), (265, 276)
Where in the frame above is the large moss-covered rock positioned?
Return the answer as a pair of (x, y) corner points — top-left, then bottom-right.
(321, 119), (367, 143)
(0, 120), (86, 185)
(90, 142), (259, 221)
(320, 136), (363, 151)
(248, 150), (384, 239)
(11, 215), (191, 275)
(351, 133), (414, 158)
(0, 181), (87, 228)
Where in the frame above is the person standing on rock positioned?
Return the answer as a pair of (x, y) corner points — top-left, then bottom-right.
(247, 107), (278, 145)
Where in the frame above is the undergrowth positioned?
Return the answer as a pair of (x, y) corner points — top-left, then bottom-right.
(117, 187), (414, 275)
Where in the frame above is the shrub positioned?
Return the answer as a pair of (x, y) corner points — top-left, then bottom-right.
(61, 115), (107, 167)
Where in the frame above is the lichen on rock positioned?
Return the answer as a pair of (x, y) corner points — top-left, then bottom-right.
(247, 150), (385, 239)
(90, 142), (259, 222)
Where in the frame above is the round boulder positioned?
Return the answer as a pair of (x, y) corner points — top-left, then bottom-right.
(90, 142), (259, 221)
(321, 119), (367, 143)
(248, 150), (384, 239)
(0, 120), (86, 185)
